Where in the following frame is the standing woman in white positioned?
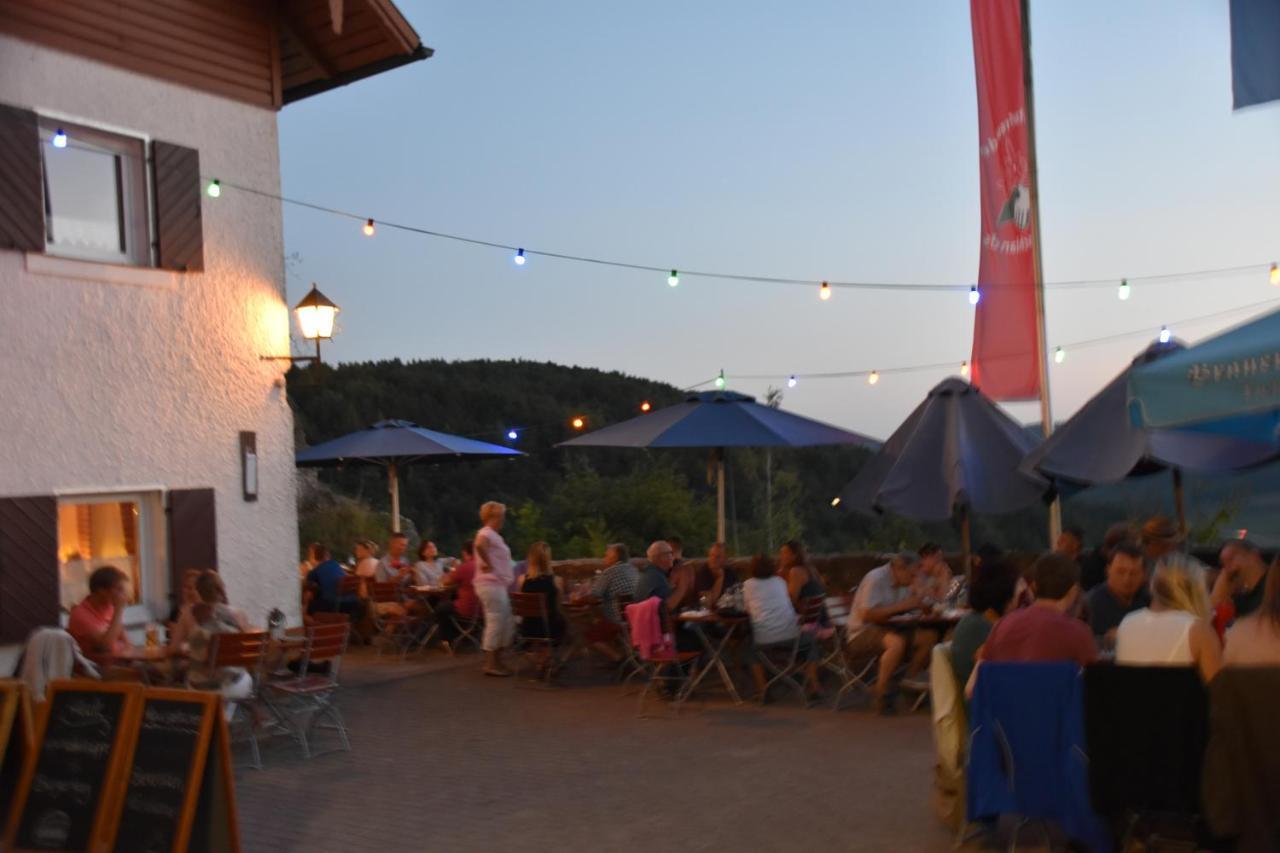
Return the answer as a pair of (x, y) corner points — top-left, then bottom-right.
(473, 501), (515, 676)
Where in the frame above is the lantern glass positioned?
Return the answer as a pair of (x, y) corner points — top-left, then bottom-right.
(296, 303), (337, 340)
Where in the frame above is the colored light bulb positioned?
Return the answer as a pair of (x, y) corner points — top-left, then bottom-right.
(787, 375), (797, 388)
(1118, 279), (1130, 301)
(819, 281), (831, 301)
(206, 179), (221, 198)
(363, 218), (375, 237)
(52, 128), (67, 148)
(514, 248), (526, 265)
(1054, 346), (1065, 363)
(969, 285), (980, 306)
(668, 270), (679, 287)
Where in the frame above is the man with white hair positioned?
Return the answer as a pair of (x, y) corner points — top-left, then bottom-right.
(848, 551), (929, 714)
(636, 540), (689, 611)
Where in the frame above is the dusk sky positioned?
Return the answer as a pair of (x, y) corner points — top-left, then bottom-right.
(278, 1), (1280, 439)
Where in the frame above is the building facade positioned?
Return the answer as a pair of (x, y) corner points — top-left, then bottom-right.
(0, 0), (428, 669)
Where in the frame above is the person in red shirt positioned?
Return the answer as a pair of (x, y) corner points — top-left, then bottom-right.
(66, 565), (133, 657)
(969, 552), (1096, 694)
(434, 540), (479, 646)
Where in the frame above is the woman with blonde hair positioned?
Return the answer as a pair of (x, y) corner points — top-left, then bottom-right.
(519, 542), (566, 655)
(1116, 553), (1222, 683)
(473, 501), (515, 676)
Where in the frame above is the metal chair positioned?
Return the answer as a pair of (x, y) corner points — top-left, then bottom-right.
(262, 618), (352, 759)
(510, 591), (559, 685)
(755, 595), (824, 705)
(447, 605), (483, 654)
(627, 602), (700, 718)
(206, 630), (271, 770)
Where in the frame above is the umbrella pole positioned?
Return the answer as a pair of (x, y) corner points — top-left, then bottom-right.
(1172, 466), (1187, 538)
(388, 462), (401, 533)
(961, 507), (972, 581)
(716, 448), (726, 544)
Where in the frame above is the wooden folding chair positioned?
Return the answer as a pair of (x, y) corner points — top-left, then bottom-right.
(206, 630), (271, 769)
(368, 581), (419, 658)
(262, 617), (351, 759)
(510, 591), (559, 685)
(628, 603), (700, 718)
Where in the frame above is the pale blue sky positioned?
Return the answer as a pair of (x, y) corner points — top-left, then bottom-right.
(279, 1), (1280, 439)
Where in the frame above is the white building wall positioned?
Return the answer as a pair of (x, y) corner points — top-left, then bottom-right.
(0, 34), (301, 661)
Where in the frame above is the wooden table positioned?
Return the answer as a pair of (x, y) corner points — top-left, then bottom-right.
(675, 611), (749, 704)
(882, 610), (967, 633)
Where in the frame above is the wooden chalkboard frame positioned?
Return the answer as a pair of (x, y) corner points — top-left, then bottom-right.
(3, 681), (143, 853)
(0, 680), (35, 824)
(104, 688), (240, 853)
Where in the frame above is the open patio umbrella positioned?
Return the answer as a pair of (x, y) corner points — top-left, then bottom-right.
(1128, 305), (1280, 447)
(1024, 339), (1278, 535)
(558, 390), (878, 541)
(295, 419), (524, 532)
(838, 378), (1050, 573)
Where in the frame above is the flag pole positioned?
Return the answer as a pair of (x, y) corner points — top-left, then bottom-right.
(1020, 0), (1061, 546)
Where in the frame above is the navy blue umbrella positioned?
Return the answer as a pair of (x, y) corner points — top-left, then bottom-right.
(838, 378), (1050, 570)
(296, 419), (524, 531)
(1024, 340), (1277, 534)
(559, 390), (878, 540)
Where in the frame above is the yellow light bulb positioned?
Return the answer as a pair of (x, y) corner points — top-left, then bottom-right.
(867, 371), (879, 385)
(363, 218), (375, 237)
(571, 417), (585, 430)
(1271, 263), (1279, 286)
(819, 281), (831, 301)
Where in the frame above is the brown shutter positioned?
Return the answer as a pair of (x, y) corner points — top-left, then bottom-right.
(167, 489), (218, 595)
(0, 104), (45, 254)
(0, 496), (59, 644)
(152, 141), (204, 272)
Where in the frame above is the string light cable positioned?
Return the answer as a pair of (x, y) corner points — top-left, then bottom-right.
(714, 295), (1280, 386)
(39, 134), (1277, 296)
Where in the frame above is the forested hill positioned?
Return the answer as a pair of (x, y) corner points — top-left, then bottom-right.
(286, 359), (1273, 559)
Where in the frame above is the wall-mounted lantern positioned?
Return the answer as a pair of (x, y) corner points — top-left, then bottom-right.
(262, 283), (340, 366)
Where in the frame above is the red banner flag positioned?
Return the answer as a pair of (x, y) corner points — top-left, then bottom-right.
(969, 0), (1042, 400)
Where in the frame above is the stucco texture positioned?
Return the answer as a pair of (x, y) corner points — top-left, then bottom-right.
(0, 35), (302, 626)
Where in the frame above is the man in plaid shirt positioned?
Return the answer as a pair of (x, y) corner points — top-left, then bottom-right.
(586, 543), (639, 660)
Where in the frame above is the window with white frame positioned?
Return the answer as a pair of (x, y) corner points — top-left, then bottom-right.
(39, 118), (151, 266)
(57, 492), (166, 624)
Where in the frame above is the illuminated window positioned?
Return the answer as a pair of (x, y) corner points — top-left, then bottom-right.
(57, 492), (163, 620)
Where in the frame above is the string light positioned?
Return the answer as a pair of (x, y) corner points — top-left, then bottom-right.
(668, 270), (679, 287)
(819, 281), (831, 301)
(571, 416), (585, 430)
(960, 361), (970, 378)
(51, 128), (67, 148)
(1054, 346), (1066, 363)
(714, 370), (726, 389)
(206, 179), (221, 198)
(362, 218), (375, 237)
(1118, 279), (1130, 301)
(1271, 263), (1279, 286)
(1159, 325), (1171, 343)
(969, 285), (980, 306)
(787, 375), (798, 388)
(514, 248), (526, 266)
(867, 371), (879, 385)
(506, 429), (519, 441)
(640, 401), (651, 412)
(830, 496), (842, 507)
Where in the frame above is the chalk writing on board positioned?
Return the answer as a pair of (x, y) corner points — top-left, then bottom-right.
(128, 770), (186, 791)
(122, 794), (181, 819)
(56, 698), (114, 738)
(29, 809), (71, 848)
(30, 777), (92, 804)
(140, 707), (202, 735)
(40, 738), (112, 758)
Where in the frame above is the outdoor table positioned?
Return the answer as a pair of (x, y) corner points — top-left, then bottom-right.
(89, 645), (186, 685)
(882, 609), (966, 633)
(675, 610), (748, 704)
(557, 599), (601, 666)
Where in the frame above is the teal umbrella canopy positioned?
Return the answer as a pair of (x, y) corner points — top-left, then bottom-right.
(1128, 306), (1280, 448)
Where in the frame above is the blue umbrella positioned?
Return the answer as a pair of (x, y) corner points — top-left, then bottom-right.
(839, 378), (1050, 571)
(1026, 339), (1277, 533)
(295, 419), (524, 532)
(1128, 305), (1280, 448)
(559, 390), (878, 540)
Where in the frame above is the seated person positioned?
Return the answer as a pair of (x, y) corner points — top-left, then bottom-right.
(949, 560), (1018, 695)
(779, 539), (824, 606)
(1212, 538), (1272, 624)
(848, 552), (932, 714)
(1116, 554), (1221, 683)
(915, 542), (954, 602)
(1083, 543), (1149, 648)
(305, 544), (366, 618)
(635, 540), (698, 652)
(743, 555), (821, 702)
(694, 542), (737, 607)
(67, 566), (133, 658)
(168, 568), (203, 625)
(971, 553), (1096, 694)
(586, 543), (639, 661)
(1223, 559), (1280, 665)
(518, 542), (565, 644)
(169, 571), (254, 715)
(375, 531), (414, 584)
(413, 540), (446, 586)
(436, 541), (479, 642)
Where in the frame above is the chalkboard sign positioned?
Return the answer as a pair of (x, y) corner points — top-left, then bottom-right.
(4, 681), (141, 852)
(108, 689), (239, 853)
(0, 680), (35, 827)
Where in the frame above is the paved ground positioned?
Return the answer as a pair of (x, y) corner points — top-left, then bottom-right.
(235, 649), (958, 852)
